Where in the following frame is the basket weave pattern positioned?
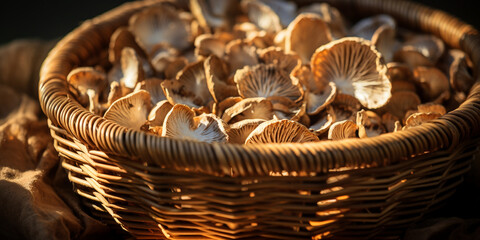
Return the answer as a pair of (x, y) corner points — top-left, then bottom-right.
(39, 0), (480, 239)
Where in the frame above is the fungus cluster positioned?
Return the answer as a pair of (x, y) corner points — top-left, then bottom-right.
(66, 0), (473, 144)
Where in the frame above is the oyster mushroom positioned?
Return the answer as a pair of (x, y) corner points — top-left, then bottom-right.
(381, 112), (399, 133)
(120, 47), (145, 89)
(298, 3), (347, 39)
(67, 67), (108, 114)
(350, 14), (396, 41)
(228, 118), (266, 144)
(134, 78), (167, 104)
(222, 97), (274, 124)
(234, 64), (303, 102)
(129, 4), (192, 53)
(443, 49), (474, 93)
(213, 96), (243, 117)
(331, 93), (362, 122)
(108, 27), (147, 64)
(403, 112), (442, 130)
(245, 119), (319, 144)
(162, 104), (228, 143)
(309, 105), (336, 137)
(148, 100), (173, 127)
(413, 66), (450, 102)
(104, 90), (152, 130)
(257, 46), (301, 74)
(225, 39), (259, 74)
(311, 37), (392, 109)
(327, 120), (358, 140)
(387, 62), (416, 93)
(189, 0), (238, 31)
(393, 34), (445, 68)
(149, 43), (182, 74)
(356, 109), (385, 138)
(404, 102), (447, 120)
(285, 13), (332, 64)
(381, 91), (421, 120)
(204, 55), (238, 103)
(194, 33), (226, 58)
(269, 96), (307, 123)
(161, 60), (213, 108)
(240, 0), (283, 33)
(292, 65), (337, 115)
(258, 0), (296, 26)
(372, 24), (397, 63)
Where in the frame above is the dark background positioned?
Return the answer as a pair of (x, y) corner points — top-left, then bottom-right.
(1, 0), (479, 45)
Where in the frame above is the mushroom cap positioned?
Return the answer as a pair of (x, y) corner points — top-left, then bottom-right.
(327, 120), (358, 140)
(298, 3), (347, 39)
(257, 0), (296, 27)
(413, 66), (450, 101)
(104, 90), (152, 130)
(393, 34), (445, 68)
(194, 33), (226, 58)
(234, 64), (303, 102)
(331, 93), (362, 122)
(311, 37), (392, 109)
(350, 14), (396, 41)
(285, 13), (332, 64)
(306, 81), (337, 115)
(162, 104), (228, 143)
(134, 78), (167, 104)
(148, 100), (173, 127)
(128, 5), (192, 53)
(189, 0), (238, 30)
(245, 119), (319, 144)
(382, 90), (421, 120)
(204, 55), (238, 103)
(108, 27), (147, 64)
(257, 46), (301, 74)
(120, 47), (145, 89)
(225, 39), (259, 74)
(417, 102), (446, 115)
(222, 97), (274, 124)
(445, 49), (475, 93)
(228, 118), (266, 144)
(356, 109), (385, 138)
(149, 43), (181, 74)
(161, 60), (213, 108)
(241, 0), (283, 33)
(67, 67), (107, 95)
(213, 96), (243, 117)
(403, 112), (442, 130)
(372, 24), (397, 63)
(310, 105), (336, 136)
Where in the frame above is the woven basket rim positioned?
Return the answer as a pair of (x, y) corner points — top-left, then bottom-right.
(39, 0), (480, 176)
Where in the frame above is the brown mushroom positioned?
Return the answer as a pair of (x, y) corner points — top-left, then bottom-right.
(311, 37), (392, 109)
(245, 119), (319, 144)
(104, 90), (152, 130)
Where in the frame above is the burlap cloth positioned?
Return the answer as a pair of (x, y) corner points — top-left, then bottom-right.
(0, 39), (478, 240)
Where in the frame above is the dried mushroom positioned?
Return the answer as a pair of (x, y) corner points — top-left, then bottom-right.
(245, 119), (319, 144)
(162, 104), (228, 143)
(129, 5), (192, 54)
(222, 97), (274, 123)
(298, 3), (346, 39)
(328, 120), (358, 140)
(228, 118), (266, 144)
(204, 55), (238, 103)
(162, 60), (213, 108)
(285, 13), (332, 64)
(104, 90), (152, 130)
(64, 1), (472, 145)
(234, 64), (303, 102)
(311, 37), (392, 109)
(67, 67), (108, 114)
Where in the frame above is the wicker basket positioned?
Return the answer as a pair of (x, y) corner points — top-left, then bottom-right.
(39, 0), (480, 239)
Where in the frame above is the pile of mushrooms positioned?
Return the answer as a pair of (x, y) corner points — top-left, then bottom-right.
(66, 0), (474, 144)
